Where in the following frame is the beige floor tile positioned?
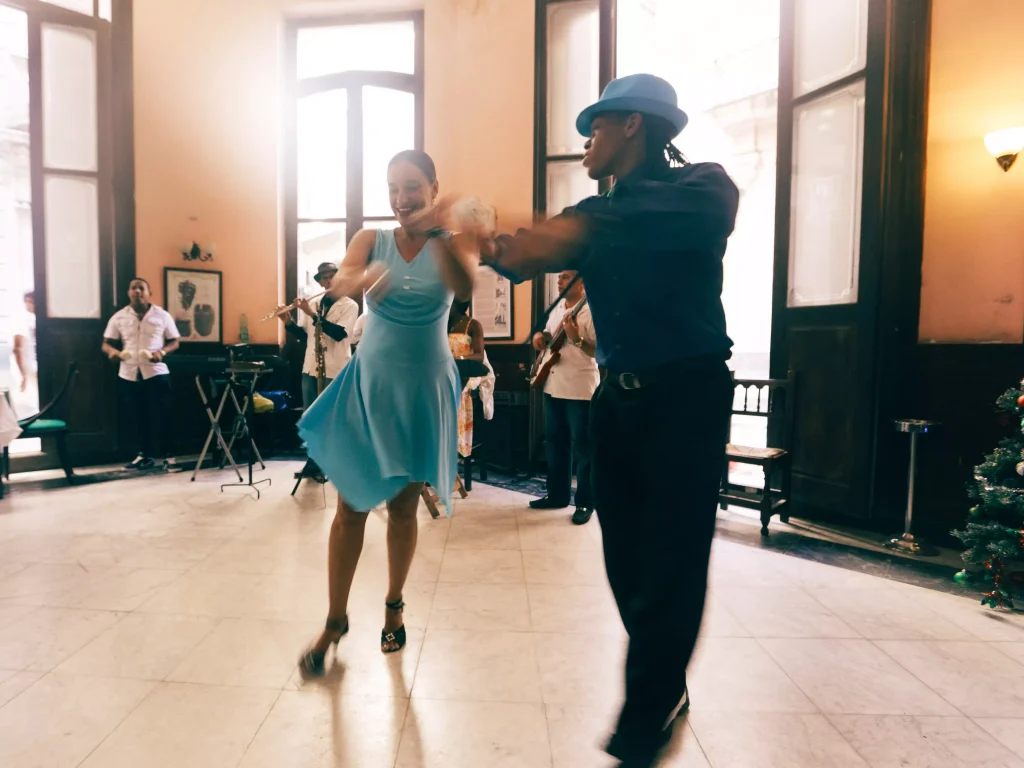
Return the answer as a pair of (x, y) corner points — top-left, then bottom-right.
(715, 585), (861, 638)
(521, 549), (607, 586)
(445, 518), (521, 551)
(0, 602), (35, 631)
(0, 672), (155, 768)
(136, 571), (265, 617)
(688, 637), (818, 713)
(888, 587), (1024, 642)
(0, 667), (44, 707)
(517, 515), (598, 552)
(533, 631), (625, 705)
(527, 583), (621, 634)
(761, 639), (959, 715)
(687, 711), (869, 768)
(0, 607), (124, 671)
(167, 617), (314, 688)
(438, 549), (524, 584)
(56, 614), (219, 681)
(238, 690), (408, 768)
(876, 640), (1024, 717)
(413, 628), (542, 702)
(394, 699), (553, 767)
(346, 579), (438, 630)
(429, 583), (531, 631)
(699, 592), (751, 637)
(809, 586), (979, 641)
(976, 718), (1024, 760)
(829, 714), (1024, 768)
(79, 682), (279, 768)
(287, 623), (425, 698)
(0, 562), (110, 604)
(995, 641), (1024, 666)
(42, 567), (183, 611)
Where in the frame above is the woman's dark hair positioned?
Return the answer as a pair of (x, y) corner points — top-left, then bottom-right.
(388, 149), (437, 184)
(450, 297), (472, 317)
(644, 115), (689, 170)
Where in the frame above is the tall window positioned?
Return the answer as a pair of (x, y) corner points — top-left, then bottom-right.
(285, 14), (423, 299)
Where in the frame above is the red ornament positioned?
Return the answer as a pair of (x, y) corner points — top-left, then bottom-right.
(1017, 393), (1024, 407)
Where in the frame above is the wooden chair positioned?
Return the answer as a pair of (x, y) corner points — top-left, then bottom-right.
(1, 364), (79, 489)
(719, 371), (795, 536)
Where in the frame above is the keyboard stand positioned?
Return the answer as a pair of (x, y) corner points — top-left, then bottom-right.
(191, 375), (244, 483)
(218, 368), (271, 498)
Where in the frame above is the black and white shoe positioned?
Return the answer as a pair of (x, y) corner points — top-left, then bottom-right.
(571, 506), (594, 525)
(529, 496), (569, 510)
(125, 454), (148, 470)
(163, 457), (180, 472)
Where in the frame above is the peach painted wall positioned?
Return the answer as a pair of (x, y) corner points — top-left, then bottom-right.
(133, 0), (535, 345)
(919, 0), (1024, 343)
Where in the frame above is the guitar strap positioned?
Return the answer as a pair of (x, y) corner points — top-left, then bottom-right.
(528, 272), (582, 339)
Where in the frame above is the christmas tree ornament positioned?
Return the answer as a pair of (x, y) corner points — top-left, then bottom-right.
(1017, 393), (1024, 408)
(1017, 462), (1024, 477)
(953, 569), (971, 586)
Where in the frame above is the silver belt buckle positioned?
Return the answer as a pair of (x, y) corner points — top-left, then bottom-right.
(617, 372), (641, 390)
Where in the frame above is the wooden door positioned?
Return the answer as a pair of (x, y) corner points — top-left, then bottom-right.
(26, 0), (118, 467)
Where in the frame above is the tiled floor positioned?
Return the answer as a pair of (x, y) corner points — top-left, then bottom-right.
(2, 462), (1024, 767)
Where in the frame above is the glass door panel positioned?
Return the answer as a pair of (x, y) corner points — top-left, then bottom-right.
(547, 0), (598, 155)
(297, 89), (347, 219)
(363, 86), (414, 218)
(44, 174), (100, 318)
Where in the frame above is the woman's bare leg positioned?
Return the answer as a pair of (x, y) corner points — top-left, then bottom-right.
(309, 496), (368, 656)
(383, 481), (423, 650)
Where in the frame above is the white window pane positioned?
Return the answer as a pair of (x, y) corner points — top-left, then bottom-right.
(546, 159), (597, 215)
(363, 87), (415, 218)
(99, 0), (111, 21)
(298, 222), (346, 297)
(547, 0), (598, 156)
(41, 0), (93, 14)
(297, 22), (415, 80)
(44, 174), (99, 319)
(793, 0), (868, 97)
(41, 24), (97, 172)
(298, 89), (346, 219)
(788, 80), (865, 308)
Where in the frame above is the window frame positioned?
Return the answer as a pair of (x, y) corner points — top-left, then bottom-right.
(532, 0), (615, 320)
(283, 11), (424, 303)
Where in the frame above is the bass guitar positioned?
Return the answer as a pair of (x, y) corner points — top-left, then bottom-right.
(529, 296), (589, 389)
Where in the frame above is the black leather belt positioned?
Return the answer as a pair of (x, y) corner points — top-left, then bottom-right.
(605, 354), (728, 391)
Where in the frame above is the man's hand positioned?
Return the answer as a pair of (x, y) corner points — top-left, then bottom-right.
(277, 305), (293, 326)
(105, 348), (121, 361)
(149, 350), (164, 363)
(532, 332), (547, 352)
(296, 298), (314, 318)
(562, 314), (581, 343)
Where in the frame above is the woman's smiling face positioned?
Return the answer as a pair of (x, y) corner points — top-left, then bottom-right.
(388, 161), (438, 226)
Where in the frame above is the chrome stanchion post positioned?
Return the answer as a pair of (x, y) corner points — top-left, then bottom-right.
(886, 419), (939, 556)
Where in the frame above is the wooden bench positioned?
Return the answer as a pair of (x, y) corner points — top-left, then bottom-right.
(719, 371), (795, 536)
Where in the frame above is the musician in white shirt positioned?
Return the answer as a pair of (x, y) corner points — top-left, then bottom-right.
(100, 278), (181, 470)
(530, 270), (599, 524)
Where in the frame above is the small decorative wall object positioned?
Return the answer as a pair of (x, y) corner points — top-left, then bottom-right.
(164, 267), (223, 343)
(180, 241), (215, 262)
(984, 127), (1024, 172)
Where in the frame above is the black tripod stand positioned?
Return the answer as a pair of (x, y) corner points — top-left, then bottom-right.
(219, 365), (271, 498)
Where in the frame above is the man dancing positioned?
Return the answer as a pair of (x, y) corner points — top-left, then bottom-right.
(480, 74), (739, 766)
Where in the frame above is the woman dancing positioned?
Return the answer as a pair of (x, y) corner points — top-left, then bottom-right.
(297, 150), (479, 671)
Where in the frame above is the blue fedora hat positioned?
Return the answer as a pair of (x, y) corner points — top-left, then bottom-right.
(576, 74), (688, 138)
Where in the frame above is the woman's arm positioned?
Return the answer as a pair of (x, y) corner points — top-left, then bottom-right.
(464, 318), (485, 362)
(434, 232), (479, 301)
(327, 229), (384, 299)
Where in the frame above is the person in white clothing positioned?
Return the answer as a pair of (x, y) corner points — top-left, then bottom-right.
(101, 278), (181, 469)
(530, 270), (600, 524)
(11, 291), (38, 417)
(278, 261), (360, 410)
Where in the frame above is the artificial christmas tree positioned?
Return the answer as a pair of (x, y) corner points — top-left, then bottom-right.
(953, 382), (1024, 609)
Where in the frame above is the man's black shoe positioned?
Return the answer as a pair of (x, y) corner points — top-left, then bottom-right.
(529, 497), (569, 510)
(571, 506), (594, 525)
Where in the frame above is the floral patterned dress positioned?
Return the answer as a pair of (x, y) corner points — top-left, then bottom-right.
(448, 331), (475, 458)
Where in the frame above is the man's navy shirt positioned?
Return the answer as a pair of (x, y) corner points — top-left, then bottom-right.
(492, 161), (739, 372)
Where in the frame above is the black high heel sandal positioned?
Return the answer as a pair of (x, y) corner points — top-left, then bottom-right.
(298, 616), (348, 676)
(381, 598), (406, 654)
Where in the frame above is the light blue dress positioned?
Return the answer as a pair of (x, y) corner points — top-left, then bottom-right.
(298, 229), (460, 512)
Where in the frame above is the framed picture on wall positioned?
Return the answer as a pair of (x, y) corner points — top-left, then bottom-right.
(472, 266), (514, 340)
(164, 268), (223, 343)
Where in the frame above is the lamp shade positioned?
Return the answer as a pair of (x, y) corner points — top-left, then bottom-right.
(984, 127), (1024, 158)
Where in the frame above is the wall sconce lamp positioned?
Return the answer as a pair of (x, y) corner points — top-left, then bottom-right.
(180, 241), (215, 262)
(984, 127), (1024, 172)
